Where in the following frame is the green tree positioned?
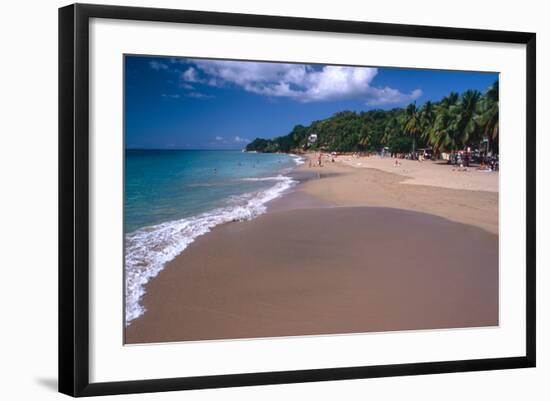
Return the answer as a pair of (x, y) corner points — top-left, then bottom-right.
(245, 87), (498, 158)
(403, 103), (420, 155)
(476, 80), (499, 153)
(425, 93), (459, 153)
(419, 101), (436, 144)
(454, 90), (482, 147)
(428, 104), (459, 153)
(381, 117), (401, 146)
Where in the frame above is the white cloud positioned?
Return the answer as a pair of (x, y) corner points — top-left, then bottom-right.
(149, 64), (212, 99)
(365, 88), (423, 106)
(215, 136), (224, 141)
(179, 82), (194, 90)
(233, 136), (250, 143)
(185, 92), (214, 99)
(180, 60), (421, 105)
(182, 67), (200, 82)
(149, 60), (169, 71)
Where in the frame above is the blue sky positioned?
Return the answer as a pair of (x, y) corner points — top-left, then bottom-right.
(125, 55), (498, 150)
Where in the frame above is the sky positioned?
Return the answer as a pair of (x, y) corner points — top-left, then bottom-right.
(125, 55), (499, 150)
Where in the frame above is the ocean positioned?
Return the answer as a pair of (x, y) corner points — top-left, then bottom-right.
(125, 149), (303, 324)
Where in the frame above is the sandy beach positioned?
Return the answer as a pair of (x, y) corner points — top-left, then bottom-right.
(338, 155), (499, 193)
(299, 156), (498, 234)
(125, 156), (499, 344)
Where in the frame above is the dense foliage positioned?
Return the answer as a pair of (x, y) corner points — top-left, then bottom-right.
(245, 81), (499, 155)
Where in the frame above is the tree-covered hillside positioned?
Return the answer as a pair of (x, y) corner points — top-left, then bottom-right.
(245, 81), (499, 155)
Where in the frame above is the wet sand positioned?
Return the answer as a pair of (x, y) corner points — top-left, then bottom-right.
(125, 205), (498, 344)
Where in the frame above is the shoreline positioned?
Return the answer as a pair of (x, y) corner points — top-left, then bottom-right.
(269, 155), (498, 234)
(125, 206), (498, 344)
(125, 153), (309, 324)
(125, 154), (499, 343)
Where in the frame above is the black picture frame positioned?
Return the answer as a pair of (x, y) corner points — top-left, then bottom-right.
(59, 3), (536, 397)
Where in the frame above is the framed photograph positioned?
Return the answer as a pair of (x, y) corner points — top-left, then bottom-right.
(59, 3), (536, 397)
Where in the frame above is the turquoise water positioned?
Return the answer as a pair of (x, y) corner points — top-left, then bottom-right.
(125, 150), (298, 232)
(124, 149), (302, 324)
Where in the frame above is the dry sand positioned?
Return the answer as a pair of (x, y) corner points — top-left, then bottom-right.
(338, 155), (498, 192)
(125, 158), (499, 344)
(299, 158), (498, 234)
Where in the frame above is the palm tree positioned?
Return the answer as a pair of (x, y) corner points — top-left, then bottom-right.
(442, 91), (459, 107)
(428, 105), (459, 154)
(358, 125), (370, 151)
(476, 80), (499, 153)
(425, 93), (460, 155)
(419, 101), (436, 144)
(403, 103), (420, 156)
(381, 117), (400, 146)
(454, 90), (482, 147)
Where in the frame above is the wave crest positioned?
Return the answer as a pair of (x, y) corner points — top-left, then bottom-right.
(125, 175), (296, 325)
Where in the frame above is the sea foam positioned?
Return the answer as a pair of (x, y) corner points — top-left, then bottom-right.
(291, 154), (305, 165)
(125, 174), (297, 325)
